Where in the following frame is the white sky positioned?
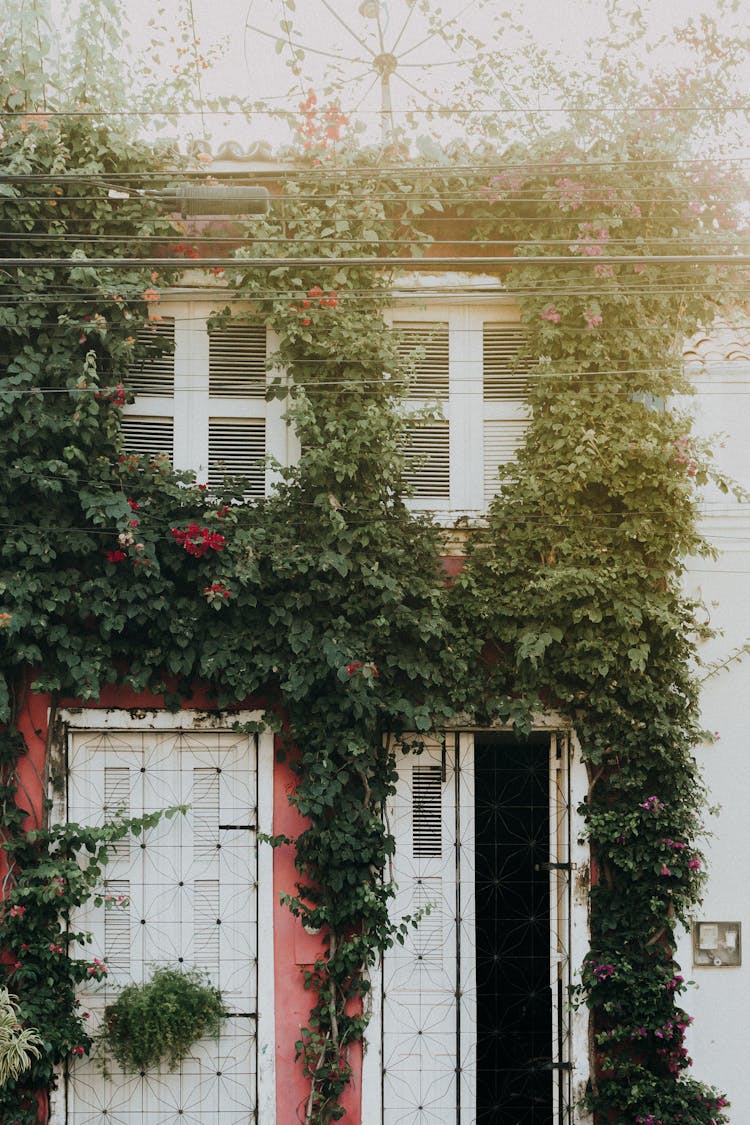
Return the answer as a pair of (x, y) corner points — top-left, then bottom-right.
(48, 0), (750, 153)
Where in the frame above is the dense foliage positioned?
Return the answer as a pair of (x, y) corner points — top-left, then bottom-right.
(1, 3), (750, 1123)
(99, 967), (226, 1072)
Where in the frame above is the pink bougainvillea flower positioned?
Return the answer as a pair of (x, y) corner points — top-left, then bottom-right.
(540, 304), (561, 324)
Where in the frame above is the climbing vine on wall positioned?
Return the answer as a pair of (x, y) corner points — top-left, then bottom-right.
(1, 7), (750, 1125)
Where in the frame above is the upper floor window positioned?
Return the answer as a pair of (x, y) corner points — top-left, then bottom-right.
(122, 297), (529, 513)
(390, 302), (530, 514)
(122, 300), (296, 496)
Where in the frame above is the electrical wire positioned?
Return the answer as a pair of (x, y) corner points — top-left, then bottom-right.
(4, 234), (749, 247)
(1, 254), (749, 270)
(2, 104), (749, 116)
(3, 155), (750, 180)
(2, 190), (748, 203)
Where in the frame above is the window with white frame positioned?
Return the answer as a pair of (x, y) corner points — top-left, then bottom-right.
(123, 298), (528, 512)
(122, 299), (296, 495)
(390, 302), (530, 514)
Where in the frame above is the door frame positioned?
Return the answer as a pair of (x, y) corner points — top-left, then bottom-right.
(48, 707), (276, 1125)
(362, 720), (592, 1125)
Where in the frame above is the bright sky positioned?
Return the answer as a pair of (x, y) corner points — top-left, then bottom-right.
(49, 0), (750, 153)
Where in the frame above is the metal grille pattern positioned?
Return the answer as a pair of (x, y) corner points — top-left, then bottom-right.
(383, 733), (572, 1124)
(65, 727), (258, 1125)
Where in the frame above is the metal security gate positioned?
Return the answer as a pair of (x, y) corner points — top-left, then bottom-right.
(63, 723), (259, 1125)
(382, 731), (572, 1125)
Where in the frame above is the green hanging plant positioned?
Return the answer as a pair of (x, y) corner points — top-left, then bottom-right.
(0, 988), (42, 1086)
(99, 968), (227, 1073)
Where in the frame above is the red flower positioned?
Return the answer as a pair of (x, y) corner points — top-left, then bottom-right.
(171, 525), (225, 558)
(106, 549), (127, 563)
(127, 498), (139, 511)
(346, 662), (363, 675)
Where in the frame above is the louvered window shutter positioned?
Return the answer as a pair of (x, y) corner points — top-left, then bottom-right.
(402, 420), (450, 499)
(394, 321), (450, 399)
(121, 416), (174, 461)
(482, 324), (528, 400)
(383, 739), (459, 1121)
(208, 323), (266, 398)
(208, 418), (265, 495)
(483, 322), (530, 503)
(126, 319), (175, 396)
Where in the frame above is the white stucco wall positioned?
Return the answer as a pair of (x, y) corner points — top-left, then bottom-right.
(678, 326), (750, 1118)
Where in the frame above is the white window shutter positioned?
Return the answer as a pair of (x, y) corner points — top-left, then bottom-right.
(126, 319), (175, 397)
(382, 739), (458, 1123)
(208, 323), (266, 398)
(208, 418), (265, 495)
(482, 324), (528, 400)
(394, 321), (450, 399)
(402, 421), (451, 499)
(121, 417), (174, 462)
(483, 419), (528, 502)
(482, 322), (530, 503)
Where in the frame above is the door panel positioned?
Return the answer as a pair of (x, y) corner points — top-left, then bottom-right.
(65, 727), (258, 1125)
(383, 732), (571, 1125)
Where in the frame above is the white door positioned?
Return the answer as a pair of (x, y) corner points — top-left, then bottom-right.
(64, 724), (259, 1125)
(382, 732), (573, 1125)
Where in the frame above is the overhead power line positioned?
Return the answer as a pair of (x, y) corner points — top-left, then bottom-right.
(2, 254), (750, 269)
(2, 155), (750, 182)
(1, 104), (749, 116)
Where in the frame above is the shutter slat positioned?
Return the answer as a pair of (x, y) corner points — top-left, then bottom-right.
(121, 417), (174, 462)
(483, 419), (528, 501)
(193, 768), (219, 862)
(483, 324), (528, 401)
(402, 422), (450, 499)
(104, 880), (130, 978)
(209, 324), (266, 398)
(413, 765), (443, 858)
(208, 419), (265, 495)
(394, 321), (450, 399)
(126, 319), (175, 397)
(104, 767), (130, 862)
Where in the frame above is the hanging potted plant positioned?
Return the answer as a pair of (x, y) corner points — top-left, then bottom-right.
(98, 967), (227, 1072)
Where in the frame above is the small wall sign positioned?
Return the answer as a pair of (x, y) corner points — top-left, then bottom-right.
(692, 921), (741, 967)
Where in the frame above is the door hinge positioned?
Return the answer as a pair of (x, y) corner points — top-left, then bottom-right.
(218, 824), (256, 830)
(535, 861), (574, 872)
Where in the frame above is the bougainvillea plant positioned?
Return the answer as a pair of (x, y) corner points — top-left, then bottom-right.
(2, 1), (750, 1123)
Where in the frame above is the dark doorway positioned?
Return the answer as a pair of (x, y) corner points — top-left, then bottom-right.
(473, 733), (553, 1124)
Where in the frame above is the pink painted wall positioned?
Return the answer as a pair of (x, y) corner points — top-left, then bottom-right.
(6, 682), (363, 1122)
(272, 740), (362, 1123)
